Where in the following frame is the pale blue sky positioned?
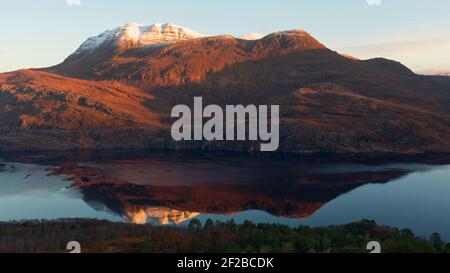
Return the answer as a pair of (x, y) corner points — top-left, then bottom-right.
(1, 0), (450, 73)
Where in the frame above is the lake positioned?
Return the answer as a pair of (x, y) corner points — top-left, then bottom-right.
(1, 151), (450, 240)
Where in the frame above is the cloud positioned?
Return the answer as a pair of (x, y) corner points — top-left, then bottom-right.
(367, 0), (382, 6)
(66, 0), (81, 6)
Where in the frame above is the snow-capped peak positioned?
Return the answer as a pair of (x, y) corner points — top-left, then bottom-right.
(239, 33), (265, 40)
(271, 29), (308, 36)
(72, 22), (206, 56)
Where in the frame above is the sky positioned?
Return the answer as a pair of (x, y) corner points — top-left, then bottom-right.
(1, 0), (450, 74)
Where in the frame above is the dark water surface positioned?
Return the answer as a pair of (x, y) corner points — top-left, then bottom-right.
(1, 151), (450, 240)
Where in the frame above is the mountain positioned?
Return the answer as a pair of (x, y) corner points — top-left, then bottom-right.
(1, 22), (450, 153)
(239, 33), (265, 40)
(52, 28), (328, 82)
(429, 72), (450, 87)
(70, 22), (205, 57)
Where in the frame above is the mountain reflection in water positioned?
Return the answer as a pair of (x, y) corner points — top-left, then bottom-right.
(79, 168), (409, 224)
(1, 151), (450, 238)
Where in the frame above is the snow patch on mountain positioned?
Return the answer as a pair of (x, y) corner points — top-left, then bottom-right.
(73, 22), (206, 56)
(74, 29), (117, 55)
(239, 33), (265, 40)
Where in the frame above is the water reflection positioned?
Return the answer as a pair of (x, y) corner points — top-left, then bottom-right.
(1, 151), (450, 239)
(79, 167), (409, 224)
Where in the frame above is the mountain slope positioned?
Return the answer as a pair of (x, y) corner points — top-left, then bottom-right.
(50, 29), (449, 114)
(0, 70), (164, 151)
(0, 70), (159, 129)
(1, 24), (450, 153)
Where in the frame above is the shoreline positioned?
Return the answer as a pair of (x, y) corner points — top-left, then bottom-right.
(0, 218), (448, 253)
(2, 147), (450, 164)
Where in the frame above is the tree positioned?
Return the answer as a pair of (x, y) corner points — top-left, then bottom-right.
(188, 219), (202, 231)
(226, 219), (237, 231)
(444, 243), (450, 252)
(430, 233), (444, 251)
(189, 239), (205, 252)
(241, 220), (256, 231)
(401, 228), (415, 237)
(281, 242), (296, 253)
(204, 219), (215, 231)
(295, 236), (311, 253)
(136, 240), (153, 253)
